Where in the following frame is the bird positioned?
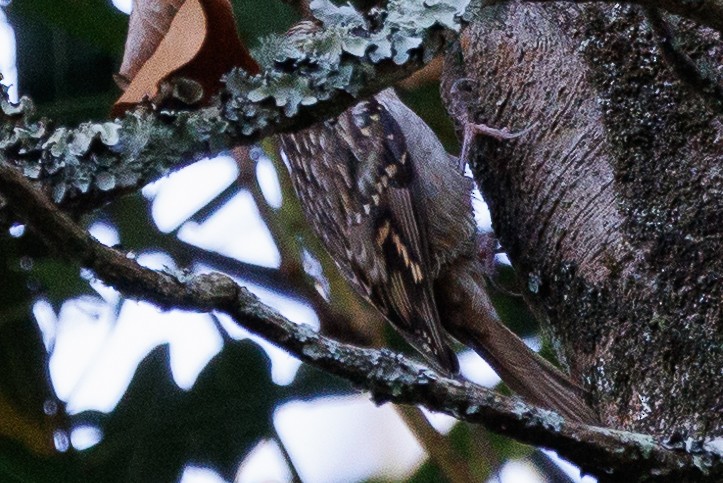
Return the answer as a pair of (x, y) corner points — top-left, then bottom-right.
(277, 88), (599, 424)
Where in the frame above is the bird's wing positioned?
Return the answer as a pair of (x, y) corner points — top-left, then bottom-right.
(336, 94), (459, 374)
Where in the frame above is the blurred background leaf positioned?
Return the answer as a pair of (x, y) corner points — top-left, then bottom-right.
(74, 341), (280, 481)
(6, 0), (127, 56)
(0, 237), (72, 481)
(5, 8), (119, 121)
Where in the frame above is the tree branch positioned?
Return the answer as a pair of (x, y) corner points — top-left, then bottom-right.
(1, 158), (720, 481)
(1, 0), (718, 229)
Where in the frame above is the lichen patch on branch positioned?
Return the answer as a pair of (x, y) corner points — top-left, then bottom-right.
(0, 0), (468, 217)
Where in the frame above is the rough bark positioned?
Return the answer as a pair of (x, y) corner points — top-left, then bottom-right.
(442, 2), (722, 440)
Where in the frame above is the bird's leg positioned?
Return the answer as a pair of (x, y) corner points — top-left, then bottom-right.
(457, 122), (535, 172)
(476, 230), (497, 278)
(477, 231), (523, 298)
(448, 78), (534, 171)
(469, 122), (535, 141)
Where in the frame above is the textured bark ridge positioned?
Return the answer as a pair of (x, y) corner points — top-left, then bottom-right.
(442, 2), (722, 439)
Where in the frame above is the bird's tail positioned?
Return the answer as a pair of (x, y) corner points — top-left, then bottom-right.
(436, 258), (599, 425)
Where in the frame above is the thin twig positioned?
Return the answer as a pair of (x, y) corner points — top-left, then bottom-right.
(272, 430), (304, 483)
(395, 406), (478, 483)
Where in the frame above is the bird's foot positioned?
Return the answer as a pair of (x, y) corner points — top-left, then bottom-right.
(458, 121), (535, 172)
(467, 122), (534, 141)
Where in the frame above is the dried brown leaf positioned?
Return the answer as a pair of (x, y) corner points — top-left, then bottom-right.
(119, 0), (186, 81)
(113, 0), (259, 116)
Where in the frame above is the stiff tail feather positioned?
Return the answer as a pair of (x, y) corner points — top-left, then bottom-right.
(437, 258), (599, 425)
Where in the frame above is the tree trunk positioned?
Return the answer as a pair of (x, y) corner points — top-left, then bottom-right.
(442, 2), (722, 439)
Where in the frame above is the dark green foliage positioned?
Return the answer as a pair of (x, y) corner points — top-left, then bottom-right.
(6, 6), (121, 122)
(5, 0), (127, 56)
(487, 263), (538, 337)
(0, 238), (57, 411)
(0, 238), (75, 482)
(0, 439), (80, 483)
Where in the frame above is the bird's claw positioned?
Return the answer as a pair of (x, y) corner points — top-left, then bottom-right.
(458, 122), (536, 172)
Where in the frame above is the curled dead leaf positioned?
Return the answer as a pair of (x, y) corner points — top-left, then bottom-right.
(112, 0), (259, 117)
(119, 0), (186, 82)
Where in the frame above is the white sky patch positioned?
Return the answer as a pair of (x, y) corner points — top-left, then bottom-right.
(82, 223), (123, 303)
(458, 349), (502, 388)
(525, 335), (542, 352)
(89, 221), (120, 247)
(495, 459), (546, 483)
(179, 466), (226, 483)
(164, 309), (224, 391)
(0, 10), (17, 101)
(472, 187), (493, 231)
(151, 156), (239, 233)
(8, 222), (25, 237)
(136, 250), (176, 271)
(142, 178), (162, 199)
(542, 450), (598, 483)
(418, 407), (457, 434)
(243, 334), (302, 386)
(275, 395), (425, 483)
(235, 439), (292, 483)
(87, 277), (121, 305)
(56, 298), (222, 413)
(255, 155), (284, 208)
(464, 165), (493, 231)
(48, 297), (117, 411)
(70, 425), (103, 451)
(33, 299), (59, 351)
(178, 191), (281, 268)
(496, 251), (512, 266)
(112, 0), (132, 15)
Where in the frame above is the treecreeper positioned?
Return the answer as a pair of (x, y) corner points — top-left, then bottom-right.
(278, 88), (599, 424)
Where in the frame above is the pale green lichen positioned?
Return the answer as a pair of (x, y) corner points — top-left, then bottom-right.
(511, 401), (565, 432)
(465, 404), (480, 415)
(592, 427), (659, 460)
(230, 0), (469, 120)
(0, 82), (33, 118)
